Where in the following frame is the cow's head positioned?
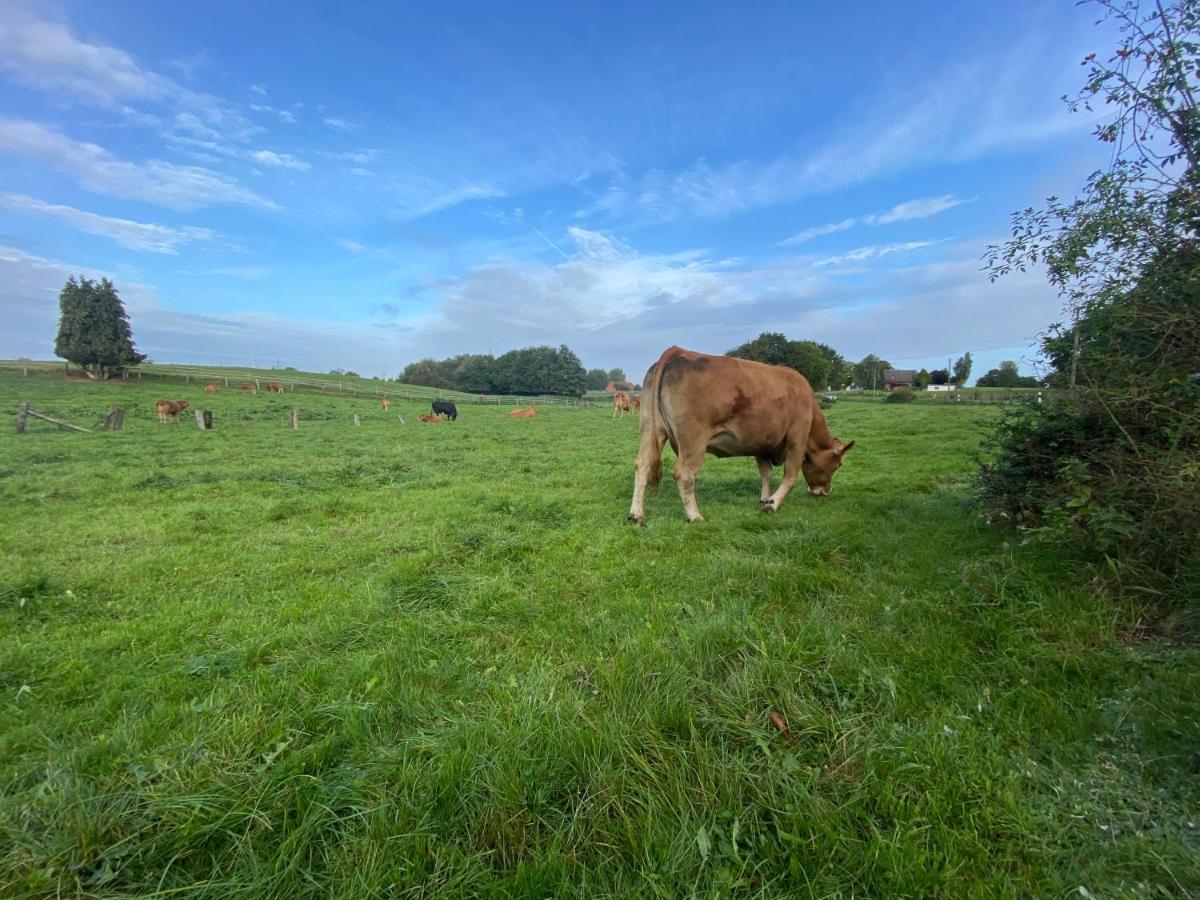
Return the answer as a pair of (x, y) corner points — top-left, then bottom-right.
(802, 439), (855, 496)
(177, 400), (190, 411)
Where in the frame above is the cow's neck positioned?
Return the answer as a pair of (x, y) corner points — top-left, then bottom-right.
(807, 405), (837, 451)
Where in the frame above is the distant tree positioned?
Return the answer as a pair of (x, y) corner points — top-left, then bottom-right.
(54, 276), (145, 379)
(728, 333), (834, 386)
(606, 367), (627, 385)
(930, 369), (950, 385)
(453, 354), (497, 393)
(915, 368), (932, 388)
(853, 354), (892, 390)
(727, 332), (792, 366)
(400, 358), (448, 388)
(788, 340), (832, 389)
(554, 345), (588, 397)
(586, 368), (609, 391)
(952, 352), (973, 386)
(815, 342), (852, 388)
(975, 361), (1040, 388)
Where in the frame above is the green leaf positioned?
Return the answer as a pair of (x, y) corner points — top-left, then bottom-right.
(696, 825), (710, 862)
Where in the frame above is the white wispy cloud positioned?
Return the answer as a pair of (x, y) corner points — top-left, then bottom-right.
(577, 33), (1086, 225)
(199, 266), (269, 279)
(0, 192), (218, 253)
(0, 7), (259, 142)
(323, 117), (358, 132)
(249, 149), (310, 171)
(778, 218), (858, 246)
(249, 102), (297, 124)
(812, 240), (942, 267)
(780, 195), (969, 246)
(0, 118), (276, 210)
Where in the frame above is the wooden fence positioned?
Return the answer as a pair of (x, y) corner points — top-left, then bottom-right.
(1, 362), (587, 407)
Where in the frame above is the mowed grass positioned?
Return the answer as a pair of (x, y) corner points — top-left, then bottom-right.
(1, 372), (1197, 898)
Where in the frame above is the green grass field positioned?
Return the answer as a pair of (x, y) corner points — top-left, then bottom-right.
(2, 371), (1197, 897)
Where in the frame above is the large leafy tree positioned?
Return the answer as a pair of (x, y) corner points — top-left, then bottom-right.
(727, 332), (836, 387)
(952, 352), (973, 386)
(853, 354), (892, 390)
(54, 277), (145, 379)
(975, 361), (1040, 388)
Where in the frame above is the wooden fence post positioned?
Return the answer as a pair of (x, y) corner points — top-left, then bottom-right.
(98, 406), (124, 431)
(21, 365), (28, 377)
(289, 408), (298, 429)
(17, 402), (29, 433)
(353, 413), (361, 427)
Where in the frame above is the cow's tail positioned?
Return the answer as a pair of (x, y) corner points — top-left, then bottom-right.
(639, 347), (682, 487)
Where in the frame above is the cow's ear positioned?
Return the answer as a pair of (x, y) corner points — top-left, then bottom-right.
(836, 440), (855, 457)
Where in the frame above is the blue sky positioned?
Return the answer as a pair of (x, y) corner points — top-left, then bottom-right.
(1, 0), (1106, 381)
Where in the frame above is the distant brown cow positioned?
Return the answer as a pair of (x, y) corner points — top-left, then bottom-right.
(239, 382), (257, 393)
(155, 399), (190, 424)
(612, 391), (631, 419)
(265, 381), (284, 393)
(381, 396), (390, 412)
(507, 405), (537, 419)
(632, 395), (641, 410)
(628, 346), (854, 524)
(204, 384), (219, 393)
(418, 414), (442, 423)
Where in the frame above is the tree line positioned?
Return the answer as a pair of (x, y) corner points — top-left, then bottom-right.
(725, 333), (977, 390)
(399, 345), (588, 396)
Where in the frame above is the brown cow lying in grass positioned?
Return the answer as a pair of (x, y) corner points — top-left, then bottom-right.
(239, 383), (257, 393)
(418, 414), (442, 423)
(204, 385), (218, 393)
(155, 399), (190, 424)
(507, 405), (536, 418)
(629, 346), (854, 524)
(612, 391), (631, 418)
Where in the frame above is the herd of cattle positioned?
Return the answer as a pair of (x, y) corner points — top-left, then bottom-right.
(148, 346), (854, 522)
(154, 389), (461, 424)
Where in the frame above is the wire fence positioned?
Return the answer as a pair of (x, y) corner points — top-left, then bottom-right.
(1, 362), (588, 407)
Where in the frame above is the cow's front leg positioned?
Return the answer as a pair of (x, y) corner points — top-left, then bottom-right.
(762, 446), (802, 514)
(757, 457), (774, 507)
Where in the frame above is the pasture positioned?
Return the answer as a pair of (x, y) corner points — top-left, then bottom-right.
(1, 371), (1197, 897)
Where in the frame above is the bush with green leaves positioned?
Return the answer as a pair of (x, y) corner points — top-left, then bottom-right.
(980, 0), (1200, 598)
(884, 388), (916, 404)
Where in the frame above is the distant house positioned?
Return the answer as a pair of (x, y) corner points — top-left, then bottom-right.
(605, 380), (636, 393)
(882, 369), (917, 390)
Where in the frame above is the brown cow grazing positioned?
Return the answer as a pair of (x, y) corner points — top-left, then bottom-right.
(265, 381), (284, 393)
(632, 395), (641, 410)
(628, 347), (854, 524)
(239, 382), (257, 393)
(204, 384), (219, 393)
(612, 391), (631, 418)
(507, 405), (537, 419)
(155, 399), (190, 424)
(381, 396), (390, 412)
(418, 414), (442, 423)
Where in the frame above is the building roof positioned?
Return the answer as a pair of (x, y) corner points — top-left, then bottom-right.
(882, 369), (917, 383)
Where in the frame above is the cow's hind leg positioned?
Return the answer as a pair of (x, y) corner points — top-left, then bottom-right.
(628, 430), (667, 525)
(762, 443), (803, 514)
(757, 457), (774, 507)
(673, 443), (707, 523)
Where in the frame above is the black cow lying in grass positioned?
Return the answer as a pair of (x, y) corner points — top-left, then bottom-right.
(432, 400), (458, 420)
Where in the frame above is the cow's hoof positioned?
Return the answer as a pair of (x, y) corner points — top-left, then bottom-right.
(627, 513), (645, 527)
(761, 502), (776, 514)
(686, 515), (706, 524)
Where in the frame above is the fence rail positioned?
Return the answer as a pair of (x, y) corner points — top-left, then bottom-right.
(0, 362), (587, 407)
